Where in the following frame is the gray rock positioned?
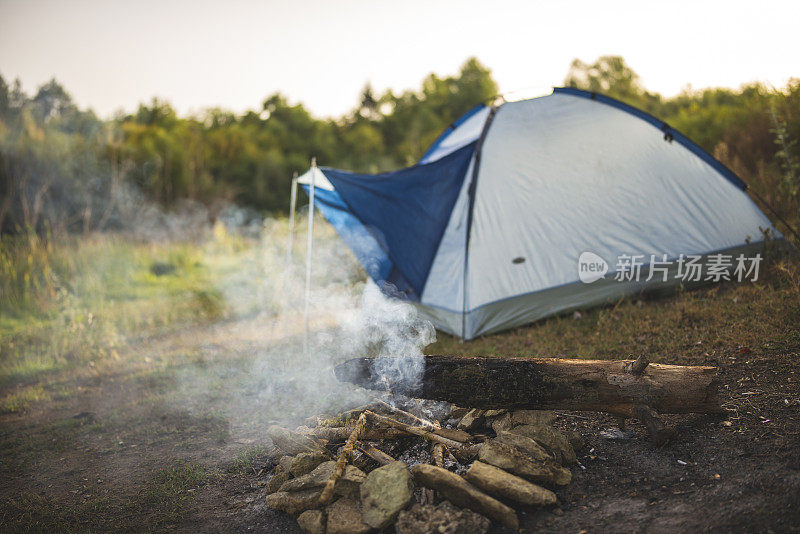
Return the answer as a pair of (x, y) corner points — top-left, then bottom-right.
(464, 460), (557, 508)
(510, 410), (556, 427)
(509, 424), (576, 464)
(411, 464), (518, 530)
(266, 466), (290, 494)
(279, 455), (294, 473)
(478, 439), (571, 487)
(360, 461), (414, 528)
(268, 425), (326, 456)
(297, 509), (326, 534)
(290, 452), (329, 477)
(457, 409), (485, 432)
(449, 405), (471, 420)
(495, 430), (554, 462)
(489, 412), (513, 434)
(483, 409), (507, 418)
(280, 461), (366, 498)
(396, 501), (490, 534)
(265, 488), (323, 515)
(325, 497), (371, 534)
(451, 443), (482, 463)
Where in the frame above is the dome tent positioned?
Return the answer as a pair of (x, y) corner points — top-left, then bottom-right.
(295, 88), (780, 340)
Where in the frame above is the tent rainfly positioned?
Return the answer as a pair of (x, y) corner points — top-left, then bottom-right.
(294, 88), (781, 340)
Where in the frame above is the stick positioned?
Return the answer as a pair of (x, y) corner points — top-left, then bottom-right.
(432, 442), (444, 467)
(372, 398), (470, 441)
(374, 398), (437, 429)
(425, 441), (444, 504)
(365, 411), (463, 449)
(365, 411), (480, 461)
(319, 412), (367, 505)
(310, 426), (406, 442)
(357, 444), (396, 466)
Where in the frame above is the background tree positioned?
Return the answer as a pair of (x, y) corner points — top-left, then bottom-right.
(0, 56), (796, 236)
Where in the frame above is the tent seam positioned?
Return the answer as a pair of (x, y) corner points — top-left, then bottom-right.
(461, 105), (500, 338)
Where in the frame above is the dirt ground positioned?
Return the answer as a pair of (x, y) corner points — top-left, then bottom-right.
(533, 347), (800, 533)
(7, 335), (798, 533)
(3, 272), (800, 532)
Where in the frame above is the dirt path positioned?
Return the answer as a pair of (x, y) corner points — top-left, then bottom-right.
(0, 318), (305, 532)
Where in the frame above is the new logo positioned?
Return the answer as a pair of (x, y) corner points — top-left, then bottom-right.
(578, 252), (609, 283)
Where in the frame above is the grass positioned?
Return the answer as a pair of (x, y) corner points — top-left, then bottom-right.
(0, 385), (51, 414)
(1, 460), (211, 533)
(0, 225), (258, 391)
(229, 444), (272, 472)
(138, 461), (211, 528)
(429, 255), (800, 364)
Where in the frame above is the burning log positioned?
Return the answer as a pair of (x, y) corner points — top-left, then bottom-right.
(335, 355), (721, 444)
(335, 355), (721, 417)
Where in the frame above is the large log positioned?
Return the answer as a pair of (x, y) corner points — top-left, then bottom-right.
(334, 355), (721, 418)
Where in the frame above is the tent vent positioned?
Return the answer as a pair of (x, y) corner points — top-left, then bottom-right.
(661, 123), (675, 143)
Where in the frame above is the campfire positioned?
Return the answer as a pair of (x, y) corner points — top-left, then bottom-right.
(263, 355), (720, 533)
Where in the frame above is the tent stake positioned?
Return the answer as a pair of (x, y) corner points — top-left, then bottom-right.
(304, 158), (317, 357)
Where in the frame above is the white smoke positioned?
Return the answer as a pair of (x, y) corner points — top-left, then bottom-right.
(167, 211), (437, 431)
(44, 200), (437, 443)
(337, 282), (435, 392)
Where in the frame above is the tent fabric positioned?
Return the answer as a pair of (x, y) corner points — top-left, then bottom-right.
(416, 155), (474, 314)
(320, 141), (476, 299)
(553, 88), (747, 190)
(298, 88), (781, 339)
(300, 185), (395, 288)
(419, 241), (769, 338)
(465, 92), (774, 313)
(297, 167), (334, 190)
(419, 104), (490, 164)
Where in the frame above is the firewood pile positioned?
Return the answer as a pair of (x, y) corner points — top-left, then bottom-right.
(264, 397), (585, 533)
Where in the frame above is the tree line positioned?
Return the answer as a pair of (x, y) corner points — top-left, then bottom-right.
(0, 56), (797, 235)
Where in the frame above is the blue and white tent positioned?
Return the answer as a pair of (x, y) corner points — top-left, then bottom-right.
(296, 88), (779, 340)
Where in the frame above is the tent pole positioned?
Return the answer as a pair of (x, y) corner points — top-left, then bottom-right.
(304, 158), (317, 357)
(284, 172), (298, 314)
(286, 172), (298, 268)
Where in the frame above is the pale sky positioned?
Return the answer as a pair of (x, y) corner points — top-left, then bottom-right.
(1, 0), (798, 119)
